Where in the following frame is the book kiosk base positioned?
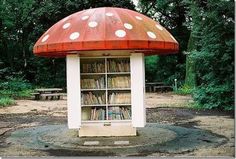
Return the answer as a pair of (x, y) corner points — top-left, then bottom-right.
(79, 124), (136, 137)
(66, 51), (146, 137)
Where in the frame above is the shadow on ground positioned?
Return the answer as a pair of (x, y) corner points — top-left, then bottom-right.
(6, 123), (227, 156)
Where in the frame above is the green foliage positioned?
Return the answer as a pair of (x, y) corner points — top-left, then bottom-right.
(0, 77), (32, 99)
(174, 85), (194, 95)
(145, 56), (159, 82)
(0, 0), (135, 88)
(139, 0), (189, 85)
(0, 97), (15, 107)
(188, 0), (234, 110)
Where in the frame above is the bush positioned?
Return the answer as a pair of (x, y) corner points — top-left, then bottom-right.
(174, 85), (194, 95)
(0, 77), (32, 92)
(193, 84), (233, 110)
(0, 77), (33, 99)
(0, 97), (15, 107)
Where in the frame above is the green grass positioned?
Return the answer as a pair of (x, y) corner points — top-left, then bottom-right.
(0, 89), (32, 99)
(174, 85), (194, 95)
(0, 97), (16, 107)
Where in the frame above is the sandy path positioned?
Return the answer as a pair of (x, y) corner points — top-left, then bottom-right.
(145, 93), (193, 108)
(0, 93), (234, 157)
(0, 99), (67, 116)
(0, 93), (192, 114)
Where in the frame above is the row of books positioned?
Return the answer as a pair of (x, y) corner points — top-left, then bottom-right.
(81, 92), (105, 105)
(108, 107), (131, 120)
(107, 60), (130, 72)
(82, 107), (106, 120)
(109, 92), (131, 104)
(81, 62), (105, 73)
(81, 77), (105, 89)
(108, 76), (130, 88)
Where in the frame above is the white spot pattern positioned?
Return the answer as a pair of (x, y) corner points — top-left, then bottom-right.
(88, 21), (98, 28)
(81, 15), (89, 20)
(41, 34), (49, 42)
(63, 23), (71, 29)
(106, 12), (113, 16)
(147, 31), (156, 39)
(70, 32), (80, 40)
(115, 30), (126, 38)
(135, 16), (142, 20)
(124, 23), (133, 30)
(156, 24), (163, 30)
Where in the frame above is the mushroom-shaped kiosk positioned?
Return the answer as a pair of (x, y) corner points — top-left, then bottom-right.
(33, 7), (179, 137)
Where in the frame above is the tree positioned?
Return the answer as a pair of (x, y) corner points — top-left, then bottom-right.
(189, 0), (234, 110)
(138, 0), (190, 84)
(0, 0), (135, 87)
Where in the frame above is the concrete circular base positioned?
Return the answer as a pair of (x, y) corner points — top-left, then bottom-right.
(7, 123), (227, 156)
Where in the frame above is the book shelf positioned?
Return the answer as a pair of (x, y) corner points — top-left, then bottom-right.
(80, 57), (132, 122)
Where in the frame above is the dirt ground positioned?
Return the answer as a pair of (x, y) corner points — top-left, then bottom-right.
(0, 93), (234, 157)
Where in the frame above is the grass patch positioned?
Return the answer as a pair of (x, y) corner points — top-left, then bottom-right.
(0, 97), (15, 107)
(174, 85), (194, 95)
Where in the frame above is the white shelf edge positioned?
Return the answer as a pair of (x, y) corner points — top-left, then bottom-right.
(81, 89), (106, 91)
(81, 104), (106, 107)
(82, 120), (132, 123)
(107, 72), (130, 74)
(107, 88), (131, 90)
(81, 73), (106, 75)
(108, 104), (131, 106)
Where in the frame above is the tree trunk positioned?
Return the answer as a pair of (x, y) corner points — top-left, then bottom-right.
(185, 31), (196, 88)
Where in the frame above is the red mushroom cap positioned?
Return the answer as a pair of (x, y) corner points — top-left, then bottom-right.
(33, 7), (179, 57)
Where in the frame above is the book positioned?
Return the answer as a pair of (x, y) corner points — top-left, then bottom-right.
(108, 76), (130, 88)
(81, 62), (105, 73)
(107, 59), (130, 72)
(81, 92), (105, 105)
(81, 77), (105, 89)
(90, 107), (106, 120)
(108, 106), (131, 120)
(108, 92), (131, 104)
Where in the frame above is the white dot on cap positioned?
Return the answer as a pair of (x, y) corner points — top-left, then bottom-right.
(135, 16), (142, 20)
(147, 31), (156, 39)
(63, 23), (71, 29)
(81, 15), (89, 20)
(156, 24), (163, 30)
(88, 21), (98, 28)
(124, 23), (133, 30)
(70, 32), (80, 40)
(106, 12), (113, 16)
(41, 34), (49, 42)
(115, 30), (126, 38)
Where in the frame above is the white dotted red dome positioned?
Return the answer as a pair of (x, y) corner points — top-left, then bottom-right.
(33, 7), (179, 57)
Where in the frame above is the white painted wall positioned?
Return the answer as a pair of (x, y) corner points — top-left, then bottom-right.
(66, 55), (81, 129)
(130, 53), (146, 127)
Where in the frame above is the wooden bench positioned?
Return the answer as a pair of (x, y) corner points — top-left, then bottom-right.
(154, 86), (173, 92)
(40, 93), (65, 100)
(31, 93), (40, 100)
(32, 88), (64, 100)
(145, 82), (164, 92)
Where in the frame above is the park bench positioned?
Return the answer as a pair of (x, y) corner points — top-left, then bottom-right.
(154, 85), (173, 92)
(32, 88), (65, 100)
(30, 92), (40, 100)
(145, 82), (164, 92)
(40, 93), (65, 100)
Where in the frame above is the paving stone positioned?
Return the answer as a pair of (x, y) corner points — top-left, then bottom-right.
(83, 141), (99, 146)
(114, 141), (129, 145)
